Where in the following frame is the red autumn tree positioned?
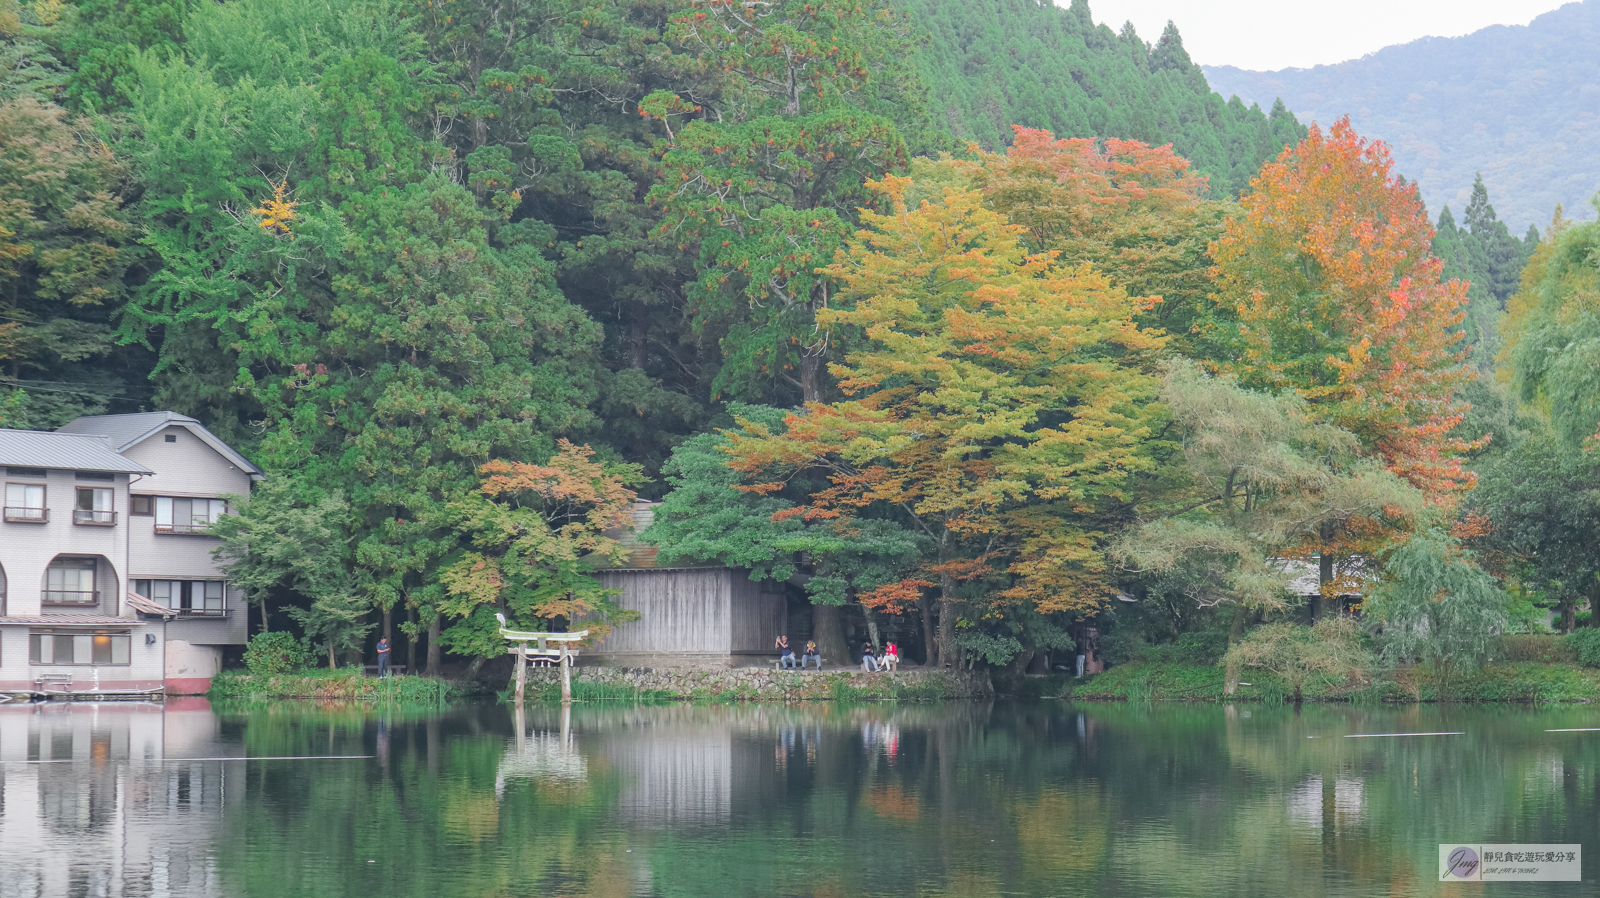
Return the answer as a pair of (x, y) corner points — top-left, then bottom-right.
(1211, 116), (1477, 500)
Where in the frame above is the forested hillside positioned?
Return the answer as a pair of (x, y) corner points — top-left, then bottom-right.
(3, 0), (1582, 684)
(904, 0), (1305, 195)
(1205, 0), (1600, 231)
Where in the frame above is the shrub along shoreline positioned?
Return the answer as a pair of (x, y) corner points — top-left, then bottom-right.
(208, 669), (457, 702)
(1005, 634), (1600, 704)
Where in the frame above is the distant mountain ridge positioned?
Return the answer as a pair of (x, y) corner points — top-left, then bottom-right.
(1203, 0), (1600, 231)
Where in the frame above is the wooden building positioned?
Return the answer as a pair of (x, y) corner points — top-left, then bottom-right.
(585, 502), (786, 668)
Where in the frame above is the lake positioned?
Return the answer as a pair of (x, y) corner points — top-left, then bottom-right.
(3, 698), (1600, 896)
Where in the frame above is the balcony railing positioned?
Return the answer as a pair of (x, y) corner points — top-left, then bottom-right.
(154, 522), (214, 535)
(42, 590), (100, 606)
(4, 506), (48, 523)
(172, 607), (228, 617)
(73, 509), (116, 526)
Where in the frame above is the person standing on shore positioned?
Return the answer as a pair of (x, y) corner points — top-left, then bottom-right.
(376, 637), (391, 678)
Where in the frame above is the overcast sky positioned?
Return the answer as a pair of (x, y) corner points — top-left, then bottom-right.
(1083, 0), (1573, 71)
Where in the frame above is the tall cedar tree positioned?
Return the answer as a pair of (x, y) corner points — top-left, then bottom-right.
(722, 175), (1165, 665)
(647, 0), (909, 404)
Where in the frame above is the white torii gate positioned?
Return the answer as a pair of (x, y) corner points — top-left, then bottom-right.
(496, 613), (588, 704)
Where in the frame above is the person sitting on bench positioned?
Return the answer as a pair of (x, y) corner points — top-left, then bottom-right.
(801, 640), (822, 670)
(861, 640), (881, 672)
(776, 634), (797, 669)
(881, 641), (900, 671)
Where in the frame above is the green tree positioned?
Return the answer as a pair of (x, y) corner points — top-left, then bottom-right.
(1502, 212), (1600, 448)
(210, 478), (353, 631)
(1222, 616), (1373, 703)
(1470, 429), (1600, 633)
(1363, 524), (1509, 693)
(1112, 360), (1421, 690)
(647, 0), (910, 404)
(0, 95), (135, 426)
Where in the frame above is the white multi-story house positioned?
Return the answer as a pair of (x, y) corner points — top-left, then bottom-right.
(0, 412), (262, 695)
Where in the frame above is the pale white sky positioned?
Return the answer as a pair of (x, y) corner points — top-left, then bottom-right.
(1082, 0), (1573, 70)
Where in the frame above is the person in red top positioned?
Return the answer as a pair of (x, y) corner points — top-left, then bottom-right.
(881, 641), (899, 671)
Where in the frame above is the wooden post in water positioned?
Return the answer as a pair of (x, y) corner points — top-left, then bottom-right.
(514, 642), (527, 705)
(560, 642), (572, 704)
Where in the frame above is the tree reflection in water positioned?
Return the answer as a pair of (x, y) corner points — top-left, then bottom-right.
(5, 700), (1600, 896)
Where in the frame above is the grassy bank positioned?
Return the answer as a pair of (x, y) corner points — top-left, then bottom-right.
(511, 666), (990, 704)
(1018, 660), (1600, 704)
(209, 669), (457, 702)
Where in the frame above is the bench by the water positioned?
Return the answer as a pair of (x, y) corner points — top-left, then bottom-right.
(771, 655), (825, 670)
(362, 664), (408, 677)
(34, 673), (74, 693)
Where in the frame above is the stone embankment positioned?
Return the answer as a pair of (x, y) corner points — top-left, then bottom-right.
(522, 665), (991, 702)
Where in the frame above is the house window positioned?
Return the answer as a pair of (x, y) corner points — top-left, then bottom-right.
(43, 558), (98, 605)
(74, 471), (114, 482)
(4, 482), (47, 522)
(154, 497), (227, 533)
(134, 579), (227, 616)
(130, 495), (152, 516)
(30, 630), (131, 665)
(74, 487), (115, 525)
(5, 467), (47, 477)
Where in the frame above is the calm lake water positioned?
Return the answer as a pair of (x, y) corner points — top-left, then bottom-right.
(4, 698), (1600, 896)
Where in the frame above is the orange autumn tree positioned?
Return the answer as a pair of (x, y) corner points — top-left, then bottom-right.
(438, 441), (643, 666)
(960, 126), (1226, 348)
(1211, 116), (1477, 607)
(722, 175), (1166, 666)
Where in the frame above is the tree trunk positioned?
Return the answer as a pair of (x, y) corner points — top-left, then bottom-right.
(630, 306), (648, 370)
(1224, 603), (1249, 696)
(811, 602), (848, 668)
(259, 595), (269, 635)
(1562, 589), (1579, 634)
(383, 606), (392, 644)
(425, 612), (441, 677)
(1315, 521), (1336, 621)
(464, 653), (487, 685)
(862, 603), (881, 652)
(917, 591), (937, 667)
(327, 641), (336, 670)
(406, 602), (417, 672)
(937, 572), (956, 668)
(799, 351), (822, 403)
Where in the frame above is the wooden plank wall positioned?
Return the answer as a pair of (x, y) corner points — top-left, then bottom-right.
(727, 570), (786, 655)
(594, 569), (731, 653)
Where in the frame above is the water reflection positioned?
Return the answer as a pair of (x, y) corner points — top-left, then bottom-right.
(5, 700), (1600, 896)
(0, 699), (237, 898)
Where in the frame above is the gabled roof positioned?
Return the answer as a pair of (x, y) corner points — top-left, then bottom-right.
(58, 411), (264, 481)
(0, 429), (153, 474)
